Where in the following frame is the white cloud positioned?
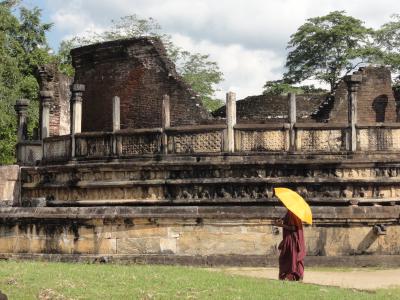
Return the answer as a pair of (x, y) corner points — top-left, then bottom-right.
(43, 0), (400, 97)
(171, 34), (283, 99)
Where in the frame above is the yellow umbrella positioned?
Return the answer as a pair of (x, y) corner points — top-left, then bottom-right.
(274, 187), (312, 225)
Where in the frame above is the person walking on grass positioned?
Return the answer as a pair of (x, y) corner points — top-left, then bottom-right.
(273, 210), (306, 281)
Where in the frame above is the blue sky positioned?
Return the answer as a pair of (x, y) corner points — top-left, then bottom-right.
(21, 0), (400, 99)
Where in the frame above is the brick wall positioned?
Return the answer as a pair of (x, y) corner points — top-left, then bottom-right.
(329, 67), (398, 123)
(37, 64), (72, 136)
(71, 38), (211, 132)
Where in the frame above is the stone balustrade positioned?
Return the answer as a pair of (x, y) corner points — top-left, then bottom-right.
(33, 122), (400, 163)
(43, 135), (71, 162)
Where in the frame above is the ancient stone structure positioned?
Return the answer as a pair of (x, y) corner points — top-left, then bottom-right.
(2, 37), (400, 266)
(37, 64), (72, 137)
(213, 94), (325, 122)
(71, 38), (211, 131)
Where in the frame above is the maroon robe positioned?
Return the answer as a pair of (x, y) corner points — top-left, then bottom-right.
(278, 211), (306, 281)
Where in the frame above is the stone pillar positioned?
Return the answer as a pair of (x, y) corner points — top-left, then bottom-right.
(162, 94), (170, 154)
(40, 90), (53, 139)
(288, 93), (296, 151)
(345, 75), (362, 152)
(14, 99), (30, 142)
(70, 84), (85, 158)
(112, 96), (120, 156)
(225, 92), (237, 152)
(71, 84), (85, 134)
(112, 96), (121, 132)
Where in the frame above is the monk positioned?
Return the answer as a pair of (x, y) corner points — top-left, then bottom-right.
(273, 210), (306, 281)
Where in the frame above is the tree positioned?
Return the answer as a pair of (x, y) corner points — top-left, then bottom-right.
(57, 14), (223, 111)
(284, 11), (373, 93)
(262, 80), (303, 96)
(374, 14), (400, 75)
(262, 80), (328, 96)
(0, 1), (53, 164)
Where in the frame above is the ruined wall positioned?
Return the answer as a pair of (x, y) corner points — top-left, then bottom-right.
(329, 67), (398, 123)
(213, 94), (325, 123)
(0, 165), (19, 207)
(71, 38), (211, 132)
(37, 64), (72, 136)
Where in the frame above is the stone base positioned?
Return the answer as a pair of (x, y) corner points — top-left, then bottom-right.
(0, 206), (399, 267)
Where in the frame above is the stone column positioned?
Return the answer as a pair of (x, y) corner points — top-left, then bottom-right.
(70, 84), (85, 158)
(71, 84), (85, 134)
(162, 94), (170, 154)
(14, 99), (30, 142)
(345, 75), (362, 152)
(112, 96), (121, 132)
(112, 96), (120, 156)
(288, 93), (296, 152)
(40, 90), (53, 139)
(225, 92), (237, 152)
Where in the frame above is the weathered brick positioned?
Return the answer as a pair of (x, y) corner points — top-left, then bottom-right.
(71, 37), (212, 131)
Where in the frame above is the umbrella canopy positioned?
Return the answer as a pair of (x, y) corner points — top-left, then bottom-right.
(274, 187), (312, 225)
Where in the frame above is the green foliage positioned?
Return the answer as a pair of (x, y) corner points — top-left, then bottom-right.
(176, 51), (223, 106)
(0, 1), (52, 164)
(263, 80), (303, 96)
(284, 11), (373, 92)
(56, 14), (223, 111)
(263, 80), (328, 96)
(202, 98), (224, 112)
(374, 14), (400, 76)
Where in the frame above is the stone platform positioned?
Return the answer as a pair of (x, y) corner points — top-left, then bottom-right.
(0, 205), (399, 266)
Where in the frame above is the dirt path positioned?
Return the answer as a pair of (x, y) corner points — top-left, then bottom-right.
(212, 267), (400, 290)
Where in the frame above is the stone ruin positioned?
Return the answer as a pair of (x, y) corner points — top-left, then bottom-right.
(1, 37), (400, 266)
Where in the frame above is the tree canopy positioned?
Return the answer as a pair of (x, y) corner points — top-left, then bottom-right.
(284, 11), (374, 93)
(374, 14), (400, 91)
(57, 14), (224, 111)
(0, 1), (52, 164)
(262, 80), (328, 96)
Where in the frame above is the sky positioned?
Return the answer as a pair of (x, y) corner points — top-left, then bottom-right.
(21, 0), (400, 99)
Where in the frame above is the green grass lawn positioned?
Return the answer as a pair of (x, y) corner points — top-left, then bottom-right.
(0, 261), (398, 300)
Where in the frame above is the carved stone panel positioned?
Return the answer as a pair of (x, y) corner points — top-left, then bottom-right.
(298, 129), (344, 152)
(119, 133), (162, 156)
(359, 128), (400, 151)
(43, 136), (71, 161)
(169, 131), (223, 153)
(236, 129), (288, 152)
(75, 135), (112, 158)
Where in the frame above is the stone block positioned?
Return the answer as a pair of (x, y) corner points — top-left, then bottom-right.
(160, 238), (177, 254)
(112, 225), (167, 239)
(0, 237), (17, 252)
(73, 238), (95, 254)
(0, 165), (19, 205)
(117, 237), (161, 254)
(177, 230), (271, 256)
(97, 238), (117, 254)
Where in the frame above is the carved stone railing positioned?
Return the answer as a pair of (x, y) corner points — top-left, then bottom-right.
(234, 124), (289, 152)
(75, 132), (113, 159)
(43, 136), (71, 162)
(33, 122), (400, 164)
(357, 124), (400, 151)
(17, 141), (42, 165)
(116, 128), (162, 156)
(295, 123), (348, 152)
(166, 125), (226, 154)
